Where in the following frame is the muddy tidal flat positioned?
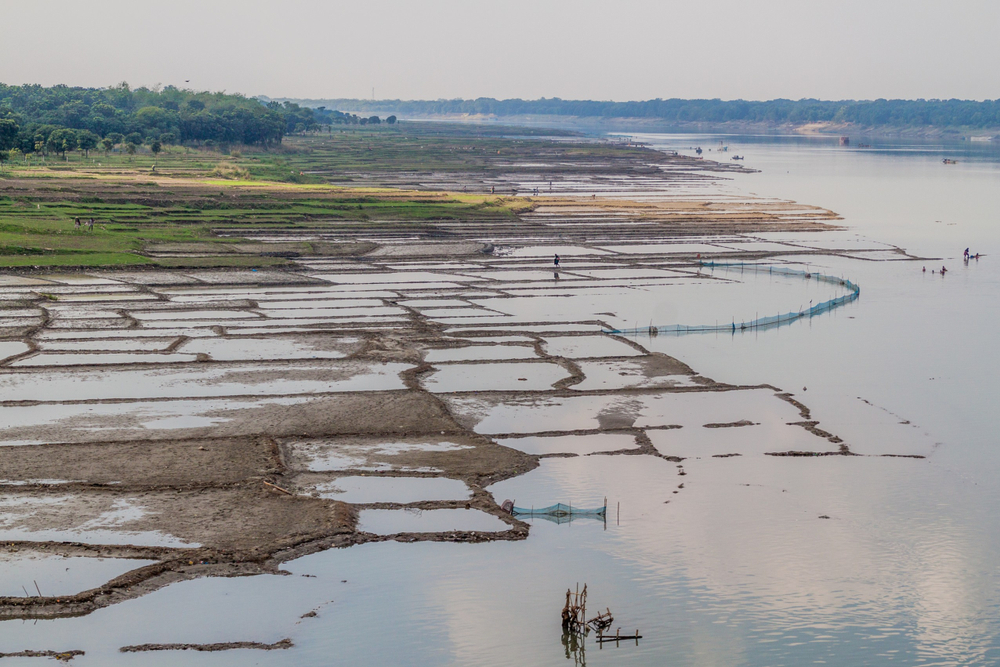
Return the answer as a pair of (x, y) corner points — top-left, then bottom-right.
(0, 133), (946, 664)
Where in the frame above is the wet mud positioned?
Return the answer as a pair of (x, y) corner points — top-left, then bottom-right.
(0, 145), (927, 650)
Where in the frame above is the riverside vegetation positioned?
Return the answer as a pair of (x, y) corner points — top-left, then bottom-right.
(0, 119), (808, 269)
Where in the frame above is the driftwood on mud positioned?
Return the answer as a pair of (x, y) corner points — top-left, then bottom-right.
(0, 650), (84, 661)
(120, 638), (293, 652)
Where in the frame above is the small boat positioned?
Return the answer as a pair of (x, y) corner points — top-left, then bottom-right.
(731, 155), (744, 161)
(943, 159), (958, 164)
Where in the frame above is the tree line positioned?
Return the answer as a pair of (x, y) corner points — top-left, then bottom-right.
(290, 97), (1000, 130)
(0, 83), (394, 160)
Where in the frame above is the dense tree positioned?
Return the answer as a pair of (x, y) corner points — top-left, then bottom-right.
(46, 128), (78, 156)
(293, 97), (1000, 130)
(386, 115), (397, 125)
(0, 117), (19, 150)
(0, 82), (299, 154)
(77, 129), (99, 156)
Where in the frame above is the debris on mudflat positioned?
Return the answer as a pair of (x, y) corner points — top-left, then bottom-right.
(120, 639), (292, 652)
(588, 607), (614, 632)
(562, 584), (641, 649)
(0, 650), (84, 661)
(596, 628), (643, 644)
(562, 583), (590, 634)
(561, 584), (615, 634)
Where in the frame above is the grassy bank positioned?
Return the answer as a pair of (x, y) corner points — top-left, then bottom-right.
(0, 122), (744, 269)
(0, 127), (547, 268)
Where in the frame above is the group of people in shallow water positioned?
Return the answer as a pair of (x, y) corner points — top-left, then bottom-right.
(922, 248), (984, 275)
(74, 217), (95, 231)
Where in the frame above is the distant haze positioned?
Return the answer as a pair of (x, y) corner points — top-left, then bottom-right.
(2, 0), (999, 102)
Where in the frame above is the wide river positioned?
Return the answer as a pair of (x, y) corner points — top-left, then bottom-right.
(626, 132), (1000, 665)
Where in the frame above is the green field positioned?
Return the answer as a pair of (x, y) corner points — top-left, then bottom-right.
(0, 127), (547, 268)
(0, 123), (676, 268)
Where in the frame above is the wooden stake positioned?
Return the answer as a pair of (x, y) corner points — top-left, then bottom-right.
(263, 480), (293, 495)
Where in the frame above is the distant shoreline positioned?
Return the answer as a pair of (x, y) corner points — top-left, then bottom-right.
(328, 112), (1000, 141)
(379, 114), (1000, 140)
(272, 96), (1000, 140)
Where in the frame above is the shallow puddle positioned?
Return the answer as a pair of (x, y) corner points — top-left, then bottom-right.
(0, 395), (311, 445)
(566, 268), (688, 280)
(445, 323), (600, 335)
(252, 298), (386, 309)
(308, 271), (484, 285)
(310, 476), (471, 504)
(36, 275), (122, 286)
(283, 437), (473, 473)
(0, 341), (30, 362)
(0, 496), (196, 548)
(446, 389), (801, 434)
(418, 307), (503, 319)
(131, 310), (262, 321)
(596, 242), (727, 254)
(52, 292), (160, 303)
(39, 339), (178, 353)
(495, 433), (640, 456)
(459, 270), (588, 282)
(423, 345), (537, 363)
(397, 298), (470, 308)
(572, 359), (697, 391)
(446, 335), (536, 344)
(178, 336), (359, 361)
(0, 553), (157, 598)
(646, 422), (836, 457)
(494, 245), (611, 257)
(35, 328), (218, 340)
(0, 361), (409, 403)
(541, 335), (643, 358)
(11, 353), (200, 367)
(423, 361), (569, 392)
(255, 306), (404, 319)
(357, 508), (509, 534)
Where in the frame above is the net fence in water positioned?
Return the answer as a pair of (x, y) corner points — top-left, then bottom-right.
(604, 262), (861, 336)
(512, 503), (607, 518)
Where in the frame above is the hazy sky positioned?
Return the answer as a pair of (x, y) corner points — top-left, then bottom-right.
(3, 0), (998, 102)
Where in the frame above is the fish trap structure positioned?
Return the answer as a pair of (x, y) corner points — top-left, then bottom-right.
(604, 261), (860, 336)
(502, 500), (608, 525)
